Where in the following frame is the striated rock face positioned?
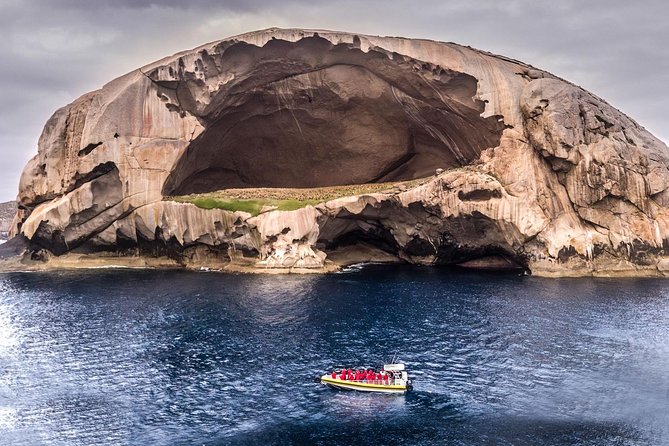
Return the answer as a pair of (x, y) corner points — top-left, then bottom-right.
(8, 28), (669, 276)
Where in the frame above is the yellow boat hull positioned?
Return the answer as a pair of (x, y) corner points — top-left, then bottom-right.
(320, 376), (407, 394)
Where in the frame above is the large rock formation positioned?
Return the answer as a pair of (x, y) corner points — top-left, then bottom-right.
(6, 28), (669, 276)
(0, 201), (15, 240)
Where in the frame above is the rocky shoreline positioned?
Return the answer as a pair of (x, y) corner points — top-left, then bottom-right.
(3, 168), (669, 277)
(2, 250), (669, 278)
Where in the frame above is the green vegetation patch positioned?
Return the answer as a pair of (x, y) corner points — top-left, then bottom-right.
(189, 198), (266, 215)
(166, 176), (437, 216)
(274, 199), (322, 212)
(173, 196), (323, 216)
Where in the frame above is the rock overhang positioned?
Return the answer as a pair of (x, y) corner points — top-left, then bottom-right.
(158, 34), (506, 195)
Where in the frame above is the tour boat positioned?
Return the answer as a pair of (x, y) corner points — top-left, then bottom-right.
(320, 363), (412, 394)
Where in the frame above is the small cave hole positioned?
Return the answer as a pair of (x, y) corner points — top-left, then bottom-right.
(458, 189), (502, 201)
(78, 142), (102, 157)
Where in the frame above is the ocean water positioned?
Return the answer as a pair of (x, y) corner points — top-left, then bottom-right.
(0, 265), (668, 445)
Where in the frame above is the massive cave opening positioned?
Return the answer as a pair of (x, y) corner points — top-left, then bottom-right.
(161, 35), (506, 196)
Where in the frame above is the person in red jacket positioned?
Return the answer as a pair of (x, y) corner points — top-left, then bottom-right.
(340, 369), (346, 380)
(331, 371), (337, 379)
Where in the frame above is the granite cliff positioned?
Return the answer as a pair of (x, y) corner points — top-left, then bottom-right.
(4, 28), (669, 276)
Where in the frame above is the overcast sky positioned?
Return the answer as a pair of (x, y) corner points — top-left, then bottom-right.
(1, 0), (667, 202)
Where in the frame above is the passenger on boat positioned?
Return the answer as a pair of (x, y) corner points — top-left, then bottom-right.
(340, 370), (346, 380)
(332, 371), (336, 379)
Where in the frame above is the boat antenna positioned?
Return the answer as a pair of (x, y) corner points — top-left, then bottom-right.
(391, 351), (398, 364)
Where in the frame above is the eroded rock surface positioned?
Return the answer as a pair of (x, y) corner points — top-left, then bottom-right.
(159, 35), (505, 194)
(8, 28), (669, 276)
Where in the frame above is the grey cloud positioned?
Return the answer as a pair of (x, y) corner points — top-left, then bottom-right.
(28, 0), (316, 13)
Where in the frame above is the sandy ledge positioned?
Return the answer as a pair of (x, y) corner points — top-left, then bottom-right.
(0, 253), (340, 275)
(1, 252), (669, 278)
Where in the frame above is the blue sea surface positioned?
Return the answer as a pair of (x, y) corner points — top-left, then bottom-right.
(0, 265), (668, 445)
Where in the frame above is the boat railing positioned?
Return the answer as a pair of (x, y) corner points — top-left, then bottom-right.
(332, 377), (397, 385)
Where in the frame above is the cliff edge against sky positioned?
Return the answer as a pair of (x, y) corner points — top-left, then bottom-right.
(4, 28), (669, 276)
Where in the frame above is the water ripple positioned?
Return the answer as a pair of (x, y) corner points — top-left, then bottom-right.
(0, 267), (667, 445)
